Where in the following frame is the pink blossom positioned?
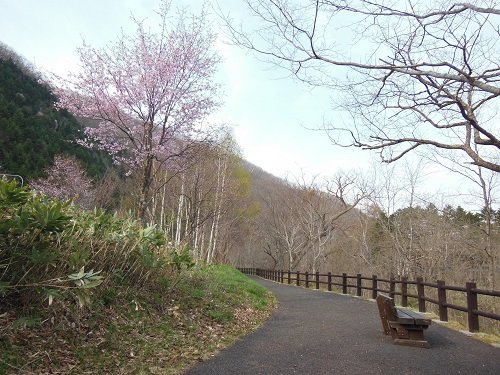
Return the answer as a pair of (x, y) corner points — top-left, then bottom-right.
(53, 3), (220, 173)
(30, 155), (94, 208)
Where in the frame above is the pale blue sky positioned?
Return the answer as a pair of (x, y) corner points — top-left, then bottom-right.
(0, 0), (494, 210)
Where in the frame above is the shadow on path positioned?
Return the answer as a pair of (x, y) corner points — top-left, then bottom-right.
(185, 276), (499, 375)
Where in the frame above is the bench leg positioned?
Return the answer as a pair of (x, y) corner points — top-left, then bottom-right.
(393, 337), (431, 349)
(389, 324), (430, 348)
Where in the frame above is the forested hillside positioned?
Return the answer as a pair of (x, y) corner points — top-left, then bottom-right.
(0, 44), (109, 180)
(244, 167), (500, 290)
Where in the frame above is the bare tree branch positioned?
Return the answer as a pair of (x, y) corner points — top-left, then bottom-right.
(222, 0), (500, 172)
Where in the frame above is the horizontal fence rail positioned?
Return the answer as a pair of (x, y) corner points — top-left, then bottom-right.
(238, 268), (500, 334)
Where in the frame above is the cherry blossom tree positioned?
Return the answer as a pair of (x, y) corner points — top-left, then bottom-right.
(55, 1), (220, 220)
(30, 155), (94, 208)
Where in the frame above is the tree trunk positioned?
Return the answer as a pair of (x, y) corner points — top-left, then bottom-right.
(175, 174), (185, 246)
(138, 154), (154, 223)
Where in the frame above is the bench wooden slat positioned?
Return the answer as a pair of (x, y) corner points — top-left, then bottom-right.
(397, 309), (431, 325)
(393, 310), (417, 325)
(393, 309), (431, 325)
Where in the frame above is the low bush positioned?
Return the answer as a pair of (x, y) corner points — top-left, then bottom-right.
(0, 177), (190, 313)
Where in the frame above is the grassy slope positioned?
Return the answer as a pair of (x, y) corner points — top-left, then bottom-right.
(0, 265), (275, 374)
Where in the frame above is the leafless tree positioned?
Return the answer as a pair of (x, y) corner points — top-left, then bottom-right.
(222, 0), (500, 172)
(292, 172), (368, 272)
(426, 149), (499, 288)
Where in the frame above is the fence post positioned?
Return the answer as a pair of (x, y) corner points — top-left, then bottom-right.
(466, 282), (479, 332)
(437, 280), (448, 322)
(389, 277), (395, 300)
(305, 272), (309, 288)
(288, 270), (291, 284)
(296, 271), (300, 286)
(371, 275), (378, 299)
(401, 277), (408, 307)
(328, 272), (332, 292)
(280, 270), (284, 283)
(342, 273), (347, 294)
(417, 277), (426, 312)
(356, 274), (362, 297)
(316, 272), (320, 290)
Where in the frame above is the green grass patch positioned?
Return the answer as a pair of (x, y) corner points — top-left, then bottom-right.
(202, 264), (270, 310)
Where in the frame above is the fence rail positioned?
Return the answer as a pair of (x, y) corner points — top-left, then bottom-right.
(237, 268), (500, 333)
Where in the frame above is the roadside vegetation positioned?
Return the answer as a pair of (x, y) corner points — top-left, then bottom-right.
(0, 178), (274, 374)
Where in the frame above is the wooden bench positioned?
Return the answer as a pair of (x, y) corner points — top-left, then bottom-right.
(376, 294), (432, 348)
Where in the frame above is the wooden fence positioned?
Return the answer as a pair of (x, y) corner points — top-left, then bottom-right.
(238, 268), (500, 333)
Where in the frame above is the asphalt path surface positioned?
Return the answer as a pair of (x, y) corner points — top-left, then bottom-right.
(186, 276), (500, 375)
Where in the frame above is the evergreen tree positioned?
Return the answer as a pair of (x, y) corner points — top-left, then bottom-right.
(0, 48), (111, 180)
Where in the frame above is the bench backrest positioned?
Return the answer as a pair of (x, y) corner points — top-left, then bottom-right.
(376, 294), (397, 335)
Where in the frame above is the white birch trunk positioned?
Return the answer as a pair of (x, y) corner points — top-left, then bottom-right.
(159, 170), (167, 230)
(207, 157), (222, 263)
(210, 155), (228, 263)
(175, 174), (185, 246)
(193, 192), (201, 261)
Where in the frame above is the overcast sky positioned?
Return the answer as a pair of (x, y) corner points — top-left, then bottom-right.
(0, 0), (493, 210)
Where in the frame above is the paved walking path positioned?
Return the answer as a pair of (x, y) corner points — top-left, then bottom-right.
(186, 277), (500, 375)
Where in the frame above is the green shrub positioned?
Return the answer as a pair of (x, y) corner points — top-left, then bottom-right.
(0, 177), (177, 311)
